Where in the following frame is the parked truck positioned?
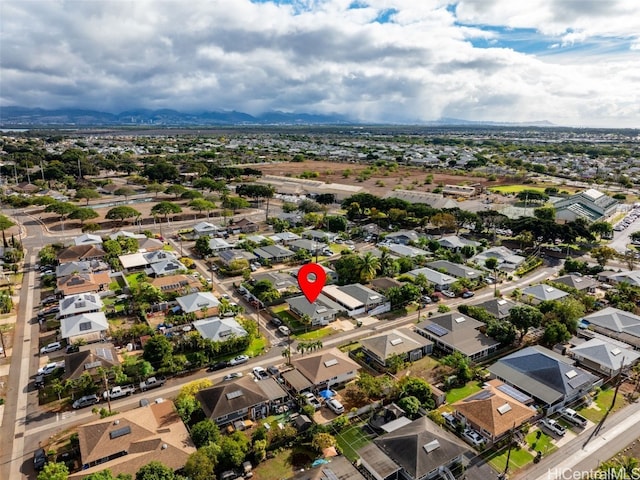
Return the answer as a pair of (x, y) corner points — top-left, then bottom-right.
(139, 376), (166, 392)
(103, 385), (136, 400)
(560, 407), (588, 428)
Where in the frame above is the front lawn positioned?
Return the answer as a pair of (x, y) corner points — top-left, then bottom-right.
(336, 422), (373, 462)
(484, 445), (535, 473)
(445, 381), (484, 404)
(525, 430), (557, 456)
(245, 336), (268, 357)
(293, 327), (334, 341)
(577, 386), (627, 423)
(253, 450), (293, 480)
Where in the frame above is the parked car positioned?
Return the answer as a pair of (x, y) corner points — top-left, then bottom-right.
(270, 317), (283, 327)
(207, 361), (228, 372)
(252, 366), (269, 380)
(267, 365), (280, 376)
(65, 344), (80, 354)
(223, 372), (243, 381)
(461, 291), (475, 298)
(420, 295), (433, 304)
(72, 394), (100, 409)
(560, 407), (588, 428)
(38, 362), (62, 375)
(540, 418), (566, 436)
(278, 325), (291, 336)
(302, 391), (322, 410)
(229, 354), (249, 366)
(442, 412), (458, 430)
(33, 448), (47, 471)
(40, 342), (62, 355)
(326, 398), (344, 414)
(462, 428), (486, 447)
(34, 374), (45, 389)
(441, 290), (456, 298)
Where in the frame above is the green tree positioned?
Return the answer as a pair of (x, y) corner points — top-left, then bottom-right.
(222, 196), (250, 213)
(145, 182), (165, 198)
(135, 461), (175, 480)
(151, 201), (182, 221)
(311, 432), (337, 452)
(143, 161), (179, 183)
(194, 236), (213, 258)
(184, 448), (217, 480)
(217, 432), (251, 471)
(189, 198), (215, 217)
(105, 206), (141, 223)
(83, 470), (132, 480)
(397, 395), (422, 419)
(114, 186), (136, 200)
(591, 246), (617, 267)
(542, 320), (571, 345)
(589, 221), (613, 240)
(142, 335), (173, 369)
(533, 207), (556, 221)
(358, 252), (380, 282)
(326, 215), (348, 232)
(486, 318), (516, 345)
(190, 419), (221, 448)
(75, 187), (101, 205)
(69, 207), (99, 226)
(508, 305), (544, 342)
(397, 376), (434, 408)
(37, 462), (69, 480)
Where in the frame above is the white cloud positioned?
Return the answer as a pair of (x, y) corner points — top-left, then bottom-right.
(0, 0), (638, 127)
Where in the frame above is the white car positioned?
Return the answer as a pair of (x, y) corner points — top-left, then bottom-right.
(278, 325), (291, 336)
(302, 392), (321, 410)
(252, 367), (269, 381)
(462, 429), (486, 447)
(228, 355), (249, 366)
(40, 342), (62, 355)
(38, 362), (61, 375)
(223, 372), (243, 381)
(326, 398), (344, 414)
(540, 418), (566, 436)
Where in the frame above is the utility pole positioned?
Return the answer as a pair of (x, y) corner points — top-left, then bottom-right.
(103, 370), (112, 413)
(502, 423), (516, 479)
(610, 359), (626, 412)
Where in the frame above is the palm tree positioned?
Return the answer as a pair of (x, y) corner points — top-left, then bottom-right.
(379, 247), (395, 276)
(359, 252), (380, 283)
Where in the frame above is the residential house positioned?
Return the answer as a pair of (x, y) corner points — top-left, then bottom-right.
(600, 270), (640, 288)
(581, 307), (640, 350)
(488, 345), (600, 413)
(193, 221), (222, 237)
(554, 274), (598, 293)
(55, 260), (109, 278)
(56, 272), (111, 296)
(291, 347), (360, 390)
(277, 212), (305, 227)
(386, 244), (430, 259)
(193, 317), (248, 342)
(384, 230), (421, 245)
(360, 328), (433, 369)
(253, 244), (295, 263)
(109, 230), (146, 241)
(196, 376), (288, 426)
(63, 346), (119, 382)
(569, 337), (640, 376)
(472, 246), (525, 272)
(426, 260), (483, 282)
(68, 401), (196, 480)
(150, 274), (201, 295)
(231, 218), (259, 233)
(281, 369), (313, 393)
(452, 379), (536, 443)
(553, 188), (618, 223)
(286, 294), (343, 326)
(73, 233), (103, 246)
(288, 239), (323, 254)
(146, 259), (186, 277)
(119, 250), (178, 273)
(302, 230), (336, 243)
(176, 291), (220, 317)
(416, 312), (501, 361)
(290, 455), (365, 480)
(208, 237), (233, 253)
(407, 267), (456, 292)
(522, 284), (569, 304)
(471, 297), (518, 320)
(137, 236), (164, 252)
(270, 231), (302, 244)
(244, 234), (268, 244)
(57, 244), (107, 263)
(218, 249), (257, 267)
(58, 293), (103, 319)
(291, 264), (338, 283)
(60, 311), (109, 344)
(358, 416), (470, 480)
(323, 283), (390, 316)
(437, 235), (481, 252)
(370, 277), (405, 294)
(253, 271), (298, 293)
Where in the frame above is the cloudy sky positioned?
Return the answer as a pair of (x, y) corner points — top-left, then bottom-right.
(1, 0), (639, 127)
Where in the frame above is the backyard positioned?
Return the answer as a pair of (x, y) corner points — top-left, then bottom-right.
(445, 381), (484, 404)
(577, 385), (627, 423)
(334, 421), (374, 462)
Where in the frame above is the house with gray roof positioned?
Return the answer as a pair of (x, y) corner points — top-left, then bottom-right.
(384, 230), (421, 245)
(208, 237), (233, 253)
(323, 283), (390, 316)
(472, 297), (518, 320)
(360, 328), (433, 369)
(286, 294), (343, 326)
(61, 312), (109, 344)
(581, 307), (640, 349)
(488, 345), (600, 413)
(302, 230), (336, 243)
(386, 244), (430, 258)
(58, 293), (103, 319)
(253, 245), (294, 263)
(146, 259), (186, 277)
(218, 249), (257, 266)
(554, 188), (618, 223)
(288, 239), (323, 254)
(554, 274), (598, 293)
(603, 270), (640, 288)
(109, 230), (146, 241)
(176, 291), (220, 317)
(74, 233), (103, 246)
(437, 235), (481, 252)
(291, 264), (338, 283)
(416, 312), (500, 361)
(472, 246), (525, 271)
(193, 222), (221, 237)
(569, 338), (640, 376)
(270, 231), (301, 244)
(426, 260), (483, 281)
(407, 267), (455, 292)
(358, 416), (470, 480)
(193, 317), (247, 343)
(55, 260), (108, 278)
(253, 271), (298, 293)
(522, 284), (569, 304)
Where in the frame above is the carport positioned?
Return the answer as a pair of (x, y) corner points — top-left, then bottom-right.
(282, 369), (313, 393)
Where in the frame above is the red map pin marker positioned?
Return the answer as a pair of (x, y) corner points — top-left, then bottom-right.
(298, 263), (326, 303)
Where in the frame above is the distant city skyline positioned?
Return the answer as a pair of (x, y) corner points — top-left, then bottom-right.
(1, 0), (639, 128)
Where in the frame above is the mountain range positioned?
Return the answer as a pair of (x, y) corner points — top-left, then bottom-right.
(0, 106), (553, 127)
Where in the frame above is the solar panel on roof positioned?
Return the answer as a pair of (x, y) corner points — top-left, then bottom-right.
(96, 348), (113, 362)
(497, 384), (532, 404)
(109, 425), (131, 439)
(424, 323), (449, 337)
(226, 390), (244, 400)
